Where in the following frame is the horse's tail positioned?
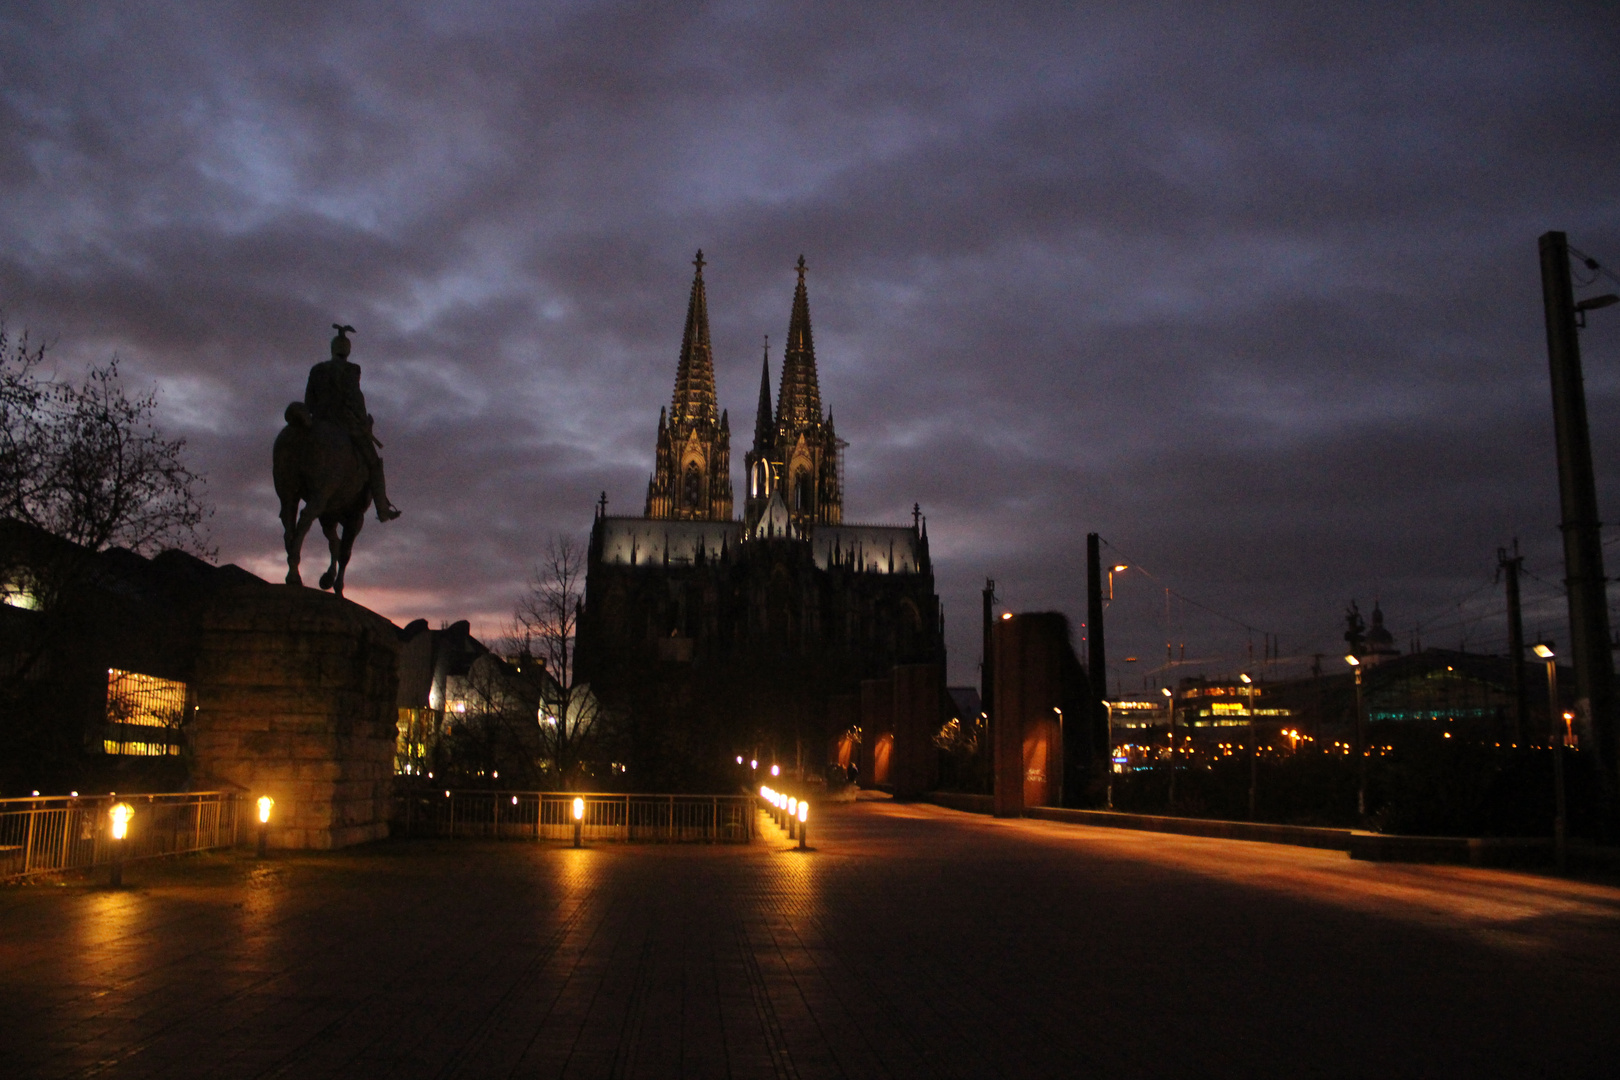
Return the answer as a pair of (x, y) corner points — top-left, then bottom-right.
(285, 401), (313, 428)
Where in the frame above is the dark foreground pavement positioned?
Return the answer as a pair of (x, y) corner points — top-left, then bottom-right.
(4, 798), (1620, 1079)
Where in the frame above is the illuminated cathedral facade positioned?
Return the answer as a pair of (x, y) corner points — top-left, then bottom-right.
(580, 253), (945, 785)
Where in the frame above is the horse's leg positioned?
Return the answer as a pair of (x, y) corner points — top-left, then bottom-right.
(332, 512), (364, 598)
(280, 497), (301, 585)
(318, 517), (343, 592)
(286, 501), (322, 587)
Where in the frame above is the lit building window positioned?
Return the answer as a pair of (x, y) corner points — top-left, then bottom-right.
(104, 669), (187, 755)
(1, 578), (39, 609)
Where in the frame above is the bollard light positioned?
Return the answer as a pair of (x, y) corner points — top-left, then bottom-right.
(787, 797), (798, 839)
(110, 802), (133, 840)
(256, 795), (274, 858)
(798, 800), (808, 850)
(108, 802), (133, 887)
(572, 796), (584, 848)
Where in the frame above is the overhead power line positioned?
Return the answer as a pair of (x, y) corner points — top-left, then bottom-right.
(1098, 538), (1277, 638)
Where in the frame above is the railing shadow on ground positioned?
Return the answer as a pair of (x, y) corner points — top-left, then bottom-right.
(0, 792), (242, 880)
(395, 790), (755, 844)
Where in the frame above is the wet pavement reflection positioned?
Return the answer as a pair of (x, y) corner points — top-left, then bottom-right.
(3, 800), (1619, 1078)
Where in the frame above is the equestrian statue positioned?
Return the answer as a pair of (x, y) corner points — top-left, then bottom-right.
(274, 324), (402, 597)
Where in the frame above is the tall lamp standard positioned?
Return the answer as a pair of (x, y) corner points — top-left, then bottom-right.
(1163, 687), (1176, 810)
(1241, 673), (1257, 819)
(1533, 642), (1567, 874)
(1346, 656), (1367, 818)
(1104, 701), (1115, 810)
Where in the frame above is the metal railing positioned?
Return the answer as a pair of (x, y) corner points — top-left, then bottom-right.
(0, 792), (243, 880)
(398, 790), (754, 844)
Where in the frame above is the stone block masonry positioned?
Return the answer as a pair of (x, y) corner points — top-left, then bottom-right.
(192, 584), (399, 849)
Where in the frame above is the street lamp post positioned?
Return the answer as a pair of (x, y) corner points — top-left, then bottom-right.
(1104, 702), (1115, 810)
(1241, 673), (1257, 819)
(1534, 643), (1567, 874)
(1346, 656), (1367, 819)
(1163, 687), (1176, 811)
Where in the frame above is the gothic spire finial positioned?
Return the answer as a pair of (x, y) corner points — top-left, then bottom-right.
(776, 255), (822, 430)
(670, 251), (717, 427)
(753, 337), (774, 453)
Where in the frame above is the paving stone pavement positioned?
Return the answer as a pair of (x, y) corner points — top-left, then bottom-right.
(4, 797), (1620, 1079)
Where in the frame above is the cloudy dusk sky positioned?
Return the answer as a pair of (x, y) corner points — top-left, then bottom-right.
(3, 1), (1617, 689)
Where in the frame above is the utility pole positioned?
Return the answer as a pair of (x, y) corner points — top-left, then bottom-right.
(1540, 231), (1618, 800)
(1497, 541), (1528, 745)
(1087, 533), (1107, 715)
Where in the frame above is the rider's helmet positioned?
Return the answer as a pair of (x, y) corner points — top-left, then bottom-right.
(331, 324), (355, 359)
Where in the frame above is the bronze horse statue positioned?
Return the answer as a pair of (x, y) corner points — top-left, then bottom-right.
(273, 402), (371, 597)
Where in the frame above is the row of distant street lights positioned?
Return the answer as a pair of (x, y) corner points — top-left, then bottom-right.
(758, 785), (809, 849)
(103, 760), (820, 884)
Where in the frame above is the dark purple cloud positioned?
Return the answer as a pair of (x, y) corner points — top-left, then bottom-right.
(2, 1), (1617, 687)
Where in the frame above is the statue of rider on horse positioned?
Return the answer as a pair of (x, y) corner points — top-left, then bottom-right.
(274, 325), (402, 597)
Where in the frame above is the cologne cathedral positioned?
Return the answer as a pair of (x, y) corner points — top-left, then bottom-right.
(579, 253), (946, 789)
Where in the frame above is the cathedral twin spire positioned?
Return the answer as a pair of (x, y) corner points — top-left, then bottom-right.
(670, 251), (719, 428)
(775, 256), (823, 431)
(747, 255), (841, 535)
(646, 252), (841, 533)
(645, 251), (732, 521)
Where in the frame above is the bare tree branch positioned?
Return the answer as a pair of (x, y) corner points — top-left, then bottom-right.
(512, 535), (611, 787)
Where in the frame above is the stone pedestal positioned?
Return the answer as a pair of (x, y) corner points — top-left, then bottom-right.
(193, 585), (399, 849)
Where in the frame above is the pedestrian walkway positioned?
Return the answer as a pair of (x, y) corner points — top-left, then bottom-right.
(4, 800), (1619, 1078)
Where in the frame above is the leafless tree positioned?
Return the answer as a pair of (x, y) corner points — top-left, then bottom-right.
(0, 317), (49, 527)
(2, 317), (211, 566)
(512, 535), (610, 788)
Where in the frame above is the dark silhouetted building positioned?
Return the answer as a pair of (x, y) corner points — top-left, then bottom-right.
(580, 256), (944, 788)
